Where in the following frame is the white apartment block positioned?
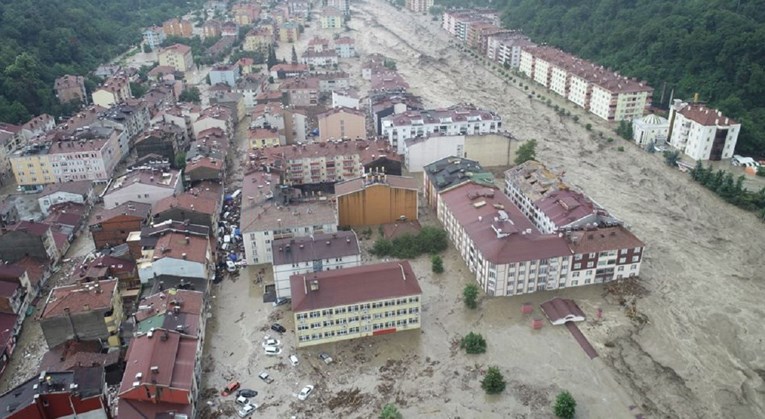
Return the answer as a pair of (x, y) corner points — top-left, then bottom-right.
(667, 100), (740, 161)
(406, 0), (433, 13)
(519, 46), (653, 121)
(271, 231), (360, 298)
(486, 33), (534, 69)
(381, 106), (502, 152)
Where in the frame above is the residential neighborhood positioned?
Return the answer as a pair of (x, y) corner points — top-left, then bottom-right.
(0, 1), (761, 419)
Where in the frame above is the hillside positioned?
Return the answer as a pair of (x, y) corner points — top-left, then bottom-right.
(499, 0), (765, 156)
(0, 0), (200, 124)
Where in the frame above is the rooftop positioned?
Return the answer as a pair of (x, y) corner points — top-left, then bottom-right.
(272, 231), (359, 266)
(535, 189), (597, 228)
(504, 160), (567, 202)
(383, 105), (500, 127)
(290, 261), (422, 312)
(41, 279), (118, 319)
(90, 201), (152, 226)
(39, 341), (120, 372)
(424, 156), (495, 192)
(317, 106), (365, 120)
(152, 183), (222, 217)
(334, 174), (419, 197)
(40, 180), (93, 198)
(439, 183), (572, 264)
(677, 103), (737, 126)
(566, 225), (644, 254)
(152, 232), (209, 264)
(161, 43), (191, 55)
(106, 169), (180, 194)
(240, 201), (336, 234)
(5, 220), (50, 237)
(118, 330), (197, 396)
(250, 139), (398, 168)
(0, 367), (104, 415)
(134, 289), (204, 336)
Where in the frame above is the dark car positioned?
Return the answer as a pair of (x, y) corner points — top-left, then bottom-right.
(237, 389), (258, 398)
(273, 297), (291, 307)
(271, 323), (286, 333)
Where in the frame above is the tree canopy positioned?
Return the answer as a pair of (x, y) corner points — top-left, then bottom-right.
(498, 0), (765, 156)
(0, 0), (201, 124)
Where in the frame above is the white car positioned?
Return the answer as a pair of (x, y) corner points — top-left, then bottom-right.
(237, 403), (258, 417)
(297, 384), (314, 401)
(236, 395), (249, 406)
(262, 338), (281, 348)
(264, 345), (282, 356)
(258, 371), (274, 384)
(289, 354), (299, 366)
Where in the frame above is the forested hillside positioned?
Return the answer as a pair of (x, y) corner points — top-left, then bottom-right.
(0, 0), (201, 124)
(499, 0), (765, 156)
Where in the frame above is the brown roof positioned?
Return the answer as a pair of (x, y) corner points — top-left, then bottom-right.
(251, 139), (398, 167)
(153, 233), (209, 264)
(290, 261), (422, 312)
(272, 231), (359, 266)
(439, 182), (572, 264)
(134, 289), (204, 322)
(335, 36), (355, 45)
(185, 156), (223, 174)
(6, 220), (50, 237)
(41, 279), (118, 319)
(540, 297), (586, 325)
(39, 340), (120, 372)
(566, 226), (644, 254)
(162, 43), (191, 54)
(334, 175), (418, 197)
(152, 192), (219, 216)
(11, 257), (47, 288)
(118, 330), (197, 396)
(281, 77), (320, 90)
(535, 189), (597, 227)
(317, 106), (365, 120)
(249, 128), (280, 139)
(90, 201), (152, 226)
(270, 63), (309, 73)
(678, 104), (737, 126)
(40, 181), (93, 198)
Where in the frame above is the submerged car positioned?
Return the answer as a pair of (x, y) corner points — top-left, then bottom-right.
(297, 384), (314, 401)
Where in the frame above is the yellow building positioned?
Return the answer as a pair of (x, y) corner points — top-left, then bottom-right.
(243, 29), (274, 52)
(248, 128), (281, 149)
(279, 21), (301, 43)
(335, 174), (419, 227)
(158, 43), (194, 72)
(10, 143), (54, 187)
(320, 7), (344, 29)
(291, 261), (422, 348)
(317, 107), (366, 141)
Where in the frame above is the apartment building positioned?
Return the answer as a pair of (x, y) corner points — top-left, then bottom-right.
(335, 174), (419, 226)
(320, 7), (344, 29)
(54, 75), (87, 104)
(332, 89), (360, 110)
(244, 28), (274, 51)
(203, 19), (222, 38)
(137, 232), (212, 283)
(667, 100), (740, 161)
(442, 9), (500, 36)
(142, 26), (166, 50)
(280, 77), (320, 107)
(38, 180), (93, 216)
(272, 231), (360, 298)
(381, 105), (502, 152)
(317, 107), (366, 141)
(159, 43), (195, 72)
(252, 139), (401, 186)
(334, 36), (356, 58)
(152, 182), (223, 229)
(422, 156), (494, 211)
(192, 106), (233, 140)
(486, 32), (534, 69)
(162, 18), (193, 38)
(518, 46), (653, 121)
(89, 202), (152, 249)
(241, 201), (337, 265)
(280, 21), (301, 43)
(39, 279), (122, 348)
(9, 143), (54, 188)
(91, 74), (132, 108)
(232, 3), (261, 25)
(406, 0), (433, 13)
(0, 221), (60, 264)
(291, 261), (422, 348)
(301, 50), (339, 67)
(209, 64), (241, 87)
(102, 168), (182, 209)
(47, 128), (122, 183)
(326, 0), (350, 16)
(248, 128), (282, 149)
(405, 132), (516, 172)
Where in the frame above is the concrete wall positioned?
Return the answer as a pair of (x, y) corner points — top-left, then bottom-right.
(41, 311), (109, 348)
(0, 231), (48, 264)
(464, 133), (517, 167)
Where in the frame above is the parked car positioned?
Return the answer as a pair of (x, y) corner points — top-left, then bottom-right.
(237, 403), (258, 417)
(273, 297), (291, 307)
(271, 323), (287, 333)
(221, 381), (240, 396)
(258, 372), (274, 384)
(264, 345), (282, 356)
(236, 395), (249, 406)
(226, 260), (237, 272)
(289, 354), (299, 366)
(262, 337), (281, 348)
(237, 389), (257, 398)
(319, 352), (333, 364)
(298, 384), (314, 401)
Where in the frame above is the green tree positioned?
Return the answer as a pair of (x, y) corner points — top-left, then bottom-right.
(481, 367), (506, 394)
(179, 87), (201, 103)
(553, 391), (576, 419)
(130, 82), (147, 98)
(463, 284), (479, 309)
(663, 150), (680, 167)
(585, 123), (592, 131)
(379, 404), (403, 419)
(460, 332), (487, 354)
(514, 139), (537, 165)
(267, 44), (278, 69)
(431, 255), (444, 274)
(174, 152), (187, 170)
(291, 45), (298, 65)
(616, 119), (634, 140)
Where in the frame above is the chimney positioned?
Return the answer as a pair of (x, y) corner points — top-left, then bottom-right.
(182, 253), (187, 259)
(185, 236), (190, 244)
(310, 279), (319, 291)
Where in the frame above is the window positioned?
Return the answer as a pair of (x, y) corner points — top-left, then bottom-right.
(632, 256), (640, 262)
(573, 263), (581, 270)
(572, 272), (580, 277)
(574, 254), (582, 261)
(588, 253), (596, 258)
(587, 262), (594, 268)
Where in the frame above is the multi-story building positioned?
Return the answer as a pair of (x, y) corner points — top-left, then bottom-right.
(486, 32), (534, 69)
(232, 3), (261, 25)
(193, 106), (233, 140)
(142, 26), (166, 50)
(37, 180), (93, 216)
(39, 279), (122, 348)
(317, 107), (366, 141)
(89, 202), (152, 249)
(272, 231), (360, 298)
(422, 156), (494, 211)
(0, 221), (59, 264)
(301, 50), (339, 67)
(281, 77), (320, 107)
(518, 45), (653, 121)
(667, 100), (740, 161)
(332, 89), (360, 110)
(326, 0), (350, 16)
(252, 139), (401, 186)
(159, 43), (195, 72)
(406, 0), (433, 13)
(335, 174), (419, 226)
(134, 124), (186, 167)
(280, 21), (301, 43)
(91, 74), (132, 108)
(47, 127), (122, 183)
(209, 63), (241, 87)
(241, 199), (337, 265)
(137, 232), (212, 283)
(152, 182), (223, 229)
(202, 19), (222, 38)
(248, 128), (282, 149)
(117, 330), (200, 418)
(442, 9), (500, 39)
(291, 261), (422, 348)
(405, 132), (516, 172)
(334, 36), (356, 58)
(103, 168), (183, 209)
(244, 28), (274, 51)
(9, 142), (53, 189)
(54, 75), (87, 104)
(632, 114), (669, 148)
(381, 105), (502, 152)
(316, 72), (350, 92)
(162, 18), (193, 38)
(320, 7), (344, 29)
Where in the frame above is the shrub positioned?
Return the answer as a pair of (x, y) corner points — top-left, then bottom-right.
(553, 391), (576, 418)
(514, 139), (537, 165)
(431, 255), (444, 273)
(585, 123), (592, 130)
(460, 332), (486, 354)
(369, 227), (448, 259)
(379, 404), (403, 419)
(463, 283), (479, 309)
(617, 146), (625, 152)
(663, 150), (680, 166)
(481, 366), (506, 394)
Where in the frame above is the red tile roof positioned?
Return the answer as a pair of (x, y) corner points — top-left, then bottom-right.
(162, 43), (191, 54)
(134, 289), (204, 322)
(118, 330), (197, 396)
(40, 181), (93, 198)
(0, 279), (20, 298)
(90, 201), (152, 226)
(11, 257), (47, 288)
(6, 220), (50, 237)
(152, 192), (219, 216)
(290, 261), (422, 312)
(41, 279), (118, 318)
(566, 226), (644, 254)
(39, 340), (120, 372)
(153, 233), (209, 264)
(540, 297), (586, 325)
(678, 103), (737, 126)
(535, 189), (596, 227)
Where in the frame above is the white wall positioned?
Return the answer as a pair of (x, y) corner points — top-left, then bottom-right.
(138, 258), (208, 283)
(104, 184), (177, 209)
(405, 135), (464, 173)
(39, 192), (87, 216)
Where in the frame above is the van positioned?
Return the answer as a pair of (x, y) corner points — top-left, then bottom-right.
(264, 346), (281, 356)
(231, 189), (242, 200)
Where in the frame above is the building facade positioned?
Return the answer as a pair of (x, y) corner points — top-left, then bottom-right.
(317, 107), (366, 141)
(291, 261), (422, 348)
(335, 174), (419, 226)
(667, 100), (740, 161)
(54, 75), (87, 104)
(159, 44), (195, 72)
(632, 114), (669, 148)
(406, 0), (434, 13)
